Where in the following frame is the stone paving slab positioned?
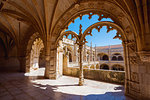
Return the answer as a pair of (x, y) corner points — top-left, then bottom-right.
(0, 69), (133, 100)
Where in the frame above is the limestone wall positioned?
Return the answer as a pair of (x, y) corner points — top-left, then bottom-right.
(63, 67), (125, 84)
(0, 45), (20, 72)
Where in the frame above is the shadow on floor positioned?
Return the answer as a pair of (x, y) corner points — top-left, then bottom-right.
(0, 72), (133, 100)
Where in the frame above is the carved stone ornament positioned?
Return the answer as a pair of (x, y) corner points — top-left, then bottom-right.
(138, 51), (150, 62)
(131, 72), (139, 82)
(130, 81), (140, 92)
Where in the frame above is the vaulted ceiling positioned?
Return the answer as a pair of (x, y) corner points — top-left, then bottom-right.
(0, 0), (149, 50)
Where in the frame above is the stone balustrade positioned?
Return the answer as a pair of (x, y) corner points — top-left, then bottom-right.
(63, 67), (125, 84)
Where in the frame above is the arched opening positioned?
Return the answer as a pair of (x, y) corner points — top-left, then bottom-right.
(100, 64), (109, 70)
(69, 52), (72, 62)
(62, 45), (74, 69)
(118, 56), (123, 61)
(25, 34), (45, 77)
(0, 0), (149, 99)
(39, 49), (46, 68)
(102, 55), (109, 61)
(97, 53), (109, 61)
(111, 53), (123, 61)
(52, 1), (140, 98)
(87, 55), (89, 62)
(112, 64), (124, 71)
(30, 38), (44, 71)
(112, 56), (117, 61)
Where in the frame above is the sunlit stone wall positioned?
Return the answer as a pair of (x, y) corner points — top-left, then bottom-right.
(63, 67), (125, 84)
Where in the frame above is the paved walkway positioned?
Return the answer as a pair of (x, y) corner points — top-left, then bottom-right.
(0, 68), (133, 100)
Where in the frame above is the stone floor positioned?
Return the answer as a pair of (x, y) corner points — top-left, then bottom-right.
(0, 68), (133, 100)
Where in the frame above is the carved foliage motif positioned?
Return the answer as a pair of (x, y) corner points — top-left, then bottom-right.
(52, 0), (128, 40)
(127, 40), (136, 52)
(131, 72), (139, 82)
(82, 22), (124, 41)
(130, 81), (140, 92)
(125, 40), (142, 65)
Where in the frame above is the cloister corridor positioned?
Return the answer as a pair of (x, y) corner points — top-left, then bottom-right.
(0, 68), (133, 100)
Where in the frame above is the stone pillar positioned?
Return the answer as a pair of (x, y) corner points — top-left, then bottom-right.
(79, 44), (84, 86)
(90, 42), (93, 61)
(95, 45), (97, 61)
(56, 40), (63, 77)
(44, 40), (57, 79)
(83, 45), (86, 62)
(108, 45), (111, 61)
(138, 51), (150, 99)
(123, 41), (141, 99)
(44, 51), (51, 78)
(63, 54), (68, 75)
(122, 41), (130, 95)
(73, 43), (77, 62)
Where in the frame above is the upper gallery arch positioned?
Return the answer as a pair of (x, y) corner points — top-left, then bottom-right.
(52, 0), (137, 44)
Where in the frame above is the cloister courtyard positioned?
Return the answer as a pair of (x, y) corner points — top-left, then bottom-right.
(0, 0), (149, 100)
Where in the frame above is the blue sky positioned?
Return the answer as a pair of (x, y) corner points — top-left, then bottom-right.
(65, 15), (122, 47)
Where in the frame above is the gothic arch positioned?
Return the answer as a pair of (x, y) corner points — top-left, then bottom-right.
(112, 64), (124, 71)
(52, 1), (138, 47)
(30, 38), (44, 70)
(100, 64), (109, 70)
(111, 53), (123, 61)
(25, 32), (44, 72)
(102, 54), (109, 61)
(63, 46), (73, 63)
(66, 46), (73, 52)
(112, 56), (117, 61)
(50, 1), (142, 97)
(118, 56), (123, 61)
(97, 53), (109, 61)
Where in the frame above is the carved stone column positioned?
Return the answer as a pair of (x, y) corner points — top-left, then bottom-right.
(122, 41), (130, 95)
(124, 40), (142, 99)
(56, 40), (64, 77)
(44, 52), (51, 78)
(79, 44), (84, 86)
(44, 41), (57, 79)
(63, 54), (68, 75)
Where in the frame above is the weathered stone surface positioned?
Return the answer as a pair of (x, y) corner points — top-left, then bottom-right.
(64, 67), (125, 84)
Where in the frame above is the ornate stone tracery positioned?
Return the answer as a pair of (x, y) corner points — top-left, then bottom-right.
(25, 32), (45, 72)
(30, 38), (44, 71)
(49, 1), (145, 99)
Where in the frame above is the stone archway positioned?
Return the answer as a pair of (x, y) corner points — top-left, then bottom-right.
(111, 53), (123, 61)
(97, 53), (109, 61)
(100, 64), (109, 70)
(25, 32), (45, 73)
(102, 55), (109, 61)
(112, 64), (124, 71)
(49, 1), (143, 99)
(30, 38), (44, 71)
